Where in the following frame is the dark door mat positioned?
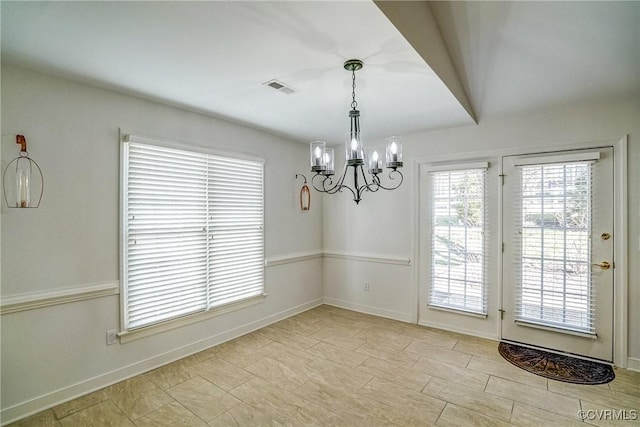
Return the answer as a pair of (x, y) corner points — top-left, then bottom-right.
(498, 342), (615, 385)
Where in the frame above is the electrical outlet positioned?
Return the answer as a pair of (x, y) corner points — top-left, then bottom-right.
(106, 329), (117, 346)
(364, 281), (370, 291)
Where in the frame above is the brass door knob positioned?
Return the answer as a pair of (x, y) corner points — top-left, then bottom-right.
(592, 261), (611, 270)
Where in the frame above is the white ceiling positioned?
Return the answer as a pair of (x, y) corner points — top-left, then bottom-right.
(429, 1), (640, 119)
(2, 1), (639, 144)
(0, 1), (473, 144)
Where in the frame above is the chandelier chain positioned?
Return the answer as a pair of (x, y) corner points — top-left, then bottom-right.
(351, 70), (357, 110)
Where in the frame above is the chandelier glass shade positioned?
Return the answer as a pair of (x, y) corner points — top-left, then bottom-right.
(308, 59), (403, 204)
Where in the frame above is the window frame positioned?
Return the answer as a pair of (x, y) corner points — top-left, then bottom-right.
(424, 162), (489, 317)
(119, 132), (265, 341)
(512, 158), (597, 335)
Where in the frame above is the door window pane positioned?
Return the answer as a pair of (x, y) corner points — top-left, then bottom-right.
(515, 162), (593, 333)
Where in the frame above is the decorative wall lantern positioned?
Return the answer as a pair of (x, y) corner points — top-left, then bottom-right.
(295, 174), (311, 211)
(3, 135), (44, 208)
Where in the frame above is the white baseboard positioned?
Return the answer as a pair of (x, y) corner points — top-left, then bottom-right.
(418, 319), (499, 341)
(323, 297), (412, 323)
(627, 357), (640, 372)
(0, 297), (323, 426)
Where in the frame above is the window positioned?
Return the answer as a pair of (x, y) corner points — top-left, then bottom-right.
(514, 159), (594, 333)
(428, 164), (487, 315)
(121, 137), (264, 331)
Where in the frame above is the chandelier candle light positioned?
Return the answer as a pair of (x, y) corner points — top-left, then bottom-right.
(308, 59), (403, 204)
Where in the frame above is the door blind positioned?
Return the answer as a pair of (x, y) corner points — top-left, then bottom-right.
(429, 167), (487, 314)
(123, 140), (264, 331)
(513, 160), (595, 334)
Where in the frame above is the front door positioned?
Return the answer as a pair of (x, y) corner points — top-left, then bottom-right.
(501, 147), (614, 361)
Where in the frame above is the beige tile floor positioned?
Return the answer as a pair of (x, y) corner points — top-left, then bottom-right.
(10, 305), (640, 426)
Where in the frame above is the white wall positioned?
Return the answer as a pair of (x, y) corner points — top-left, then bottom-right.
(2, 62), (639, 424)
(321, 143), (416, 322)
(0, 65), (324, 423)
(323, 97), (640, 362)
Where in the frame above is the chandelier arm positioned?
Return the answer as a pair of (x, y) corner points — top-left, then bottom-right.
(359, 164), (373, 187)
(329, 164), (363, 203)
(332, 165), (364, 203)
(373, 169), (404, 191)
(363, 181), (381, 193)
(368, 169), (384, 191)
(355, 165), (378, 196)
(310, 164), (359, 201)
(311, 161), (348, 193)
(326, 162), (350, 194)
(311, 173), (334, 193)
(323, 177), (342, 194)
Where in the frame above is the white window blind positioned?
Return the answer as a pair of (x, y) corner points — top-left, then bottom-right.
(122, 140), (264, 331)
(513, 160), (595, 334)
(429, 167), (487, 315)
(208, 156), (264, 308)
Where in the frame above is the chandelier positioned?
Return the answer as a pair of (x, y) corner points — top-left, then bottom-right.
(308, 59), (403, 204)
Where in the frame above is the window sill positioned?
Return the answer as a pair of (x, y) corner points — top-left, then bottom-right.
(118, 293), (267, 344)
(427, 304), (488, 318)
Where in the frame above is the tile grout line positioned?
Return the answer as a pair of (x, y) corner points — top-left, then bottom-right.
(508, 398), (515, 423)
(433, 401), (447, 426)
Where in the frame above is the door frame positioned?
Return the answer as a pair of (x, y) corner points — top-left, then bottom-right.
(413, 135), (627, 367)
(500, 147), (614, 361)
(497, 136), (628, 367)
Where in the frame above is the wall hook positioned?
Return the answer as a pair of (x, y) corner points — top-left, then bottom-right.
(295, 173), (308, 184)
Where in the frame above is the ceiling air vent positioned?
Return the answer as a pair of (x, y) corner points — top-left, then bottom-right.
(264, 79), (296, 95)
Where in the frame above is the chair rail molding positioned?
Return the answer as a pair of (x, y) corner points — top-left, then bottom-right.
(264, 251), (324, 267)
(323, 250), (412, 266)
(0, 281), (119, 315)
